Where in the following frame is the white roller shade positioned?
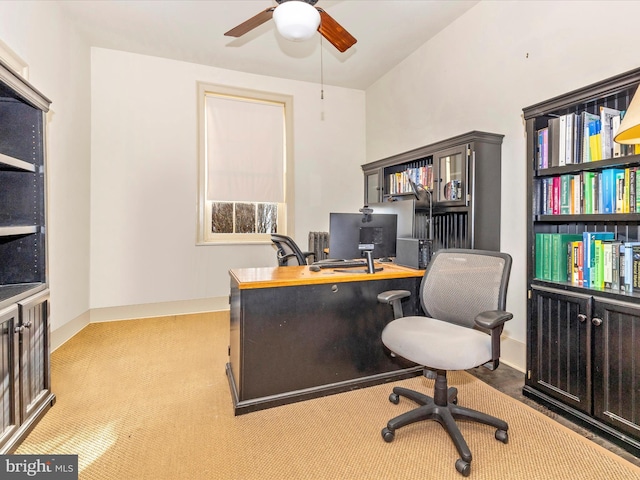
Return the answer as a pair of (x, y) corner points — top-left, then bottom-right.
(206, 95), (284, 203)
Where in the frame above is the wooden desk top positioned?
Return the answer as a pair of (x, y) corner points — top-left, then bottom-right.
(230, 262), (424, 290)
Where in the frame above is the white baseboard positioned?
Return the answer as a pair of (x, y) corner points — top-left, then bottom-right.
(89, 296), (230, 323)
(51, 310), (91, 352)
(500, 336), (526, 373)
(51, 296), (230, 351)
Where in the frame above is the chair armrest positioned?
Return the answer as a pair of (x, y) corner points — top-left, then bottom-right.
(474, 310), (513, 330)
(302, 251), (315, 263)
(475, 310), (513, 370)
(377, 290), (412, 320)
(277, 252), (297, 266)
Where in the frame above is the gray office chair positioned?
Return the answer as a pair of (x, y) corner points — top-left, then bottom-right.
(271, 234), (315, 266)
(377, 248), (513, 477)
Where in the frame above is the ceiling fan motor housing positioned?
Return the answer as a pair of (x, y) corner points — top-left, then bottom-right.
(273, 0), (321, 41)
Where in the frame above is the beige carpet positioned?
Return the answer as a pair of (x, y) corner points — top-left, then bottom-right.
(16, 312), (640, 479)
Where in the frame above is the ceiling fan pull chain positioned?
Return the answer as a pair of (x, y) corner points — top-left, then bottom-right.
(320, 35), (325, 121)
(320, 35), (324, 100)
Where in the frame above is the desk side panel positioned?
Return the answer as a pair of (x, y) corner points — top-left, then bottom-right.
(228, 279), (241, 400)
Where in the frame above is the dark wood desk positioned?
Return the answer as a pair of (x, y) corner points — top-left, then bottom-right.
(226, 263), (425, 415)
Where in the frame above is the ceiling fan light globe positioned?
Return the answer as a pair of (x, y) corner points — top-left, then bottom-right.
(273, 1), (320, 42)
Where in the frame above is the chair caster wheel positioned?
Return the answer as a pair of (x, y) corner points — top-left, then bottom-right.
(455, 459), (471, 477)
(381, 427), (395, 443)
(495, 429), (508, 444)
(389, 393), (399, 404)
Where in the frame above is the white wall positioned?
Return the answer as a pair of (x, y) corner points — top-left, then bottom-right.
(365, 0), (640, 370)
(90, 48), (365, 309)
(0, 1), (92, 338)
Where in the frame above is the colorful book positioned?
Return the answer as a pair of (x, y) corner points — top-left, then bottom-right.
(623, 242), (640, 292)
(535, 234), (544, 279)
(583, 232), (615, 288)
(633, 245), (640, 291)
(551, 234), (582, 282)
(624, 168), (631, 213)
(538, 127), (549, 169)
(570, 240), (583, 285)
(581, 112), (600, 162)
(548, 117), (561, 167)
(559, 114), (567, 166)
(552, 176), (561, 215)
(616, 170), (626, 213)
(631, 167), (637, 213)
(612, 114), (622, 158)
(636, 169), (640, 212)
(583, 172), (595, 214)
(565, 113), (575, 164)
(541, 233), (553, 280)
(588, 121), (600, 161)
(560, 175), (571, 214)
(593, 240), (604, 288)
(600, 106), (622, 160)
(611, 241), (622, 290)
(601, 168), (622, 213)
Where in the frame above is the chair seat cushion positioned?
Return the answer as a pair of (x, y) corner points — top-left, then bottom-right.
(381, 316), (492, 371)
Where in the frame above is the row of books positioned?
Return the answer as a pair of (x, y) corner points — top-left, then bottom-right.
(536, 108), (640, 169)
(387, 165), (434, 195)
(536, 167), (640, 215)
(536, 232), (640, 292)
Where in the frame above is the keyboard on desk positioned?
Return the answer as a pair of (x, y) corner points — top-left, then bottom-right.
(313, 260), (368, 269)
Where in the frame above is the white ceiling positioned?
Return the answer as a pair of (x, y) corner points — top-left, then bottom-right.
(57, 0), (479, 90)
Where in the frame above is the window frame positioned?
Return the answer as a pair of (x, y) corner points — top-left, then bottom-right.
(197, 82), (294, 245)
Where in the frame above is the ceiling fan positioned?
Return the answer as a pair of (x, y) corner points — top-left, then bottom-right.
(224, 0), (357, 53)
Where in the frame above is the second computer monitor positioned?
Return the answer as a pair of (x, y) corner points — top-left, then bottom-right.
(329, 213), (398, 260)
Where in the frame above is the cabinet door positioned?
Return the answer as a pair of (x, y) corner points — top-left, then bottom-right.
(364, 168), (382, 204)
(0, 305), (19, 451)
(528, 286), (591, 413)
(434, 145), (468, 206)
(18, 290), (50, 423)
(592, 298), (640, 439)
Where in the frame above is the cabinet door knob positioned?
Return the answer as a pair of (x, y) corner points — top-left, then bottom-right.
(14, 325), (24, 333)
(592, 317), (603, 327)
(577, 314), (587, 323)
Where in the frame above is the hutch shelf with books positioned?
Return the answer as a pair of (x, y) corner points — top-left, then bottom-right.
(0, 59), (55, 453)
(523, 65), (640, 455)
(361, 131), (503, 252)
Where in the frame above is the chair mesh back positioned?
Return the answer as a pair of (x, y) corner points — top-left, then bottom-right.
(421, 250), (509, 329)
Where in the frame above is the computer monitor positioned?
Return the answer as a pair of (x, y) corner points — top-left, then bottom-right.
(329, 212), (398, 260)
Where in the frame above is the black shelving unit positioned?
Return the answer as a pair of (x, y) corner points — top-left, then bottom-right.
(361, 131), (504, 252)
(523, 66), (640, 456)
(0, 59), (55, 454)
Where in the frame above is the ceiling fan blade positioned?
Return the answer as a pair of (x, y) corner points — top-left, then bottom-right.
(317, 9), (357, 53)
(224, 8), (275, 37)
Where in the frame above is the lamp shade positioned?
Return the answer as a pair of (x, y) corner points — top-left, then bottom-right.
(615, 89), (640, 144)
(273, 1), (321, 42)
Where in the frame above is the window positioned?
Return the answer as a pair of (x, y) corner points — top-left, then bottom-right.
(197, 83), (293, 244)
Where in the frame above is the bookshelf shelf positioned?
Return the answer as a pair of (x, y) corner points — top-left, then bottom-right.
(535, 153), (640, 177)
(536, 213), (640, 222)
(523, 65), (640, 456)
